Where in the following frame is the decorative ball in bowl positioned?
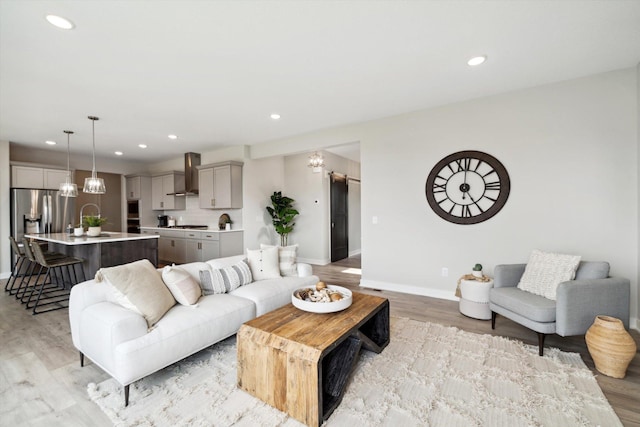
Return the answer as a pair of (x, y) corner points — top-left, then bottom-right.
(291, 282), (352, 313)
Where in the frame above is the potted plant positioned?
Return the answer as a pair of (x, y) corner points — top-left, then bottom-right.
(266, 191), (299, 246)
(472, 263), (483, 278)
(83, 215), (107, 237)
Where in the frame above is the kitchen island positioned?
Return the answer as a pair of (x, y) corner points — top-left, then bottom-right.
(25, 232), (159, 279)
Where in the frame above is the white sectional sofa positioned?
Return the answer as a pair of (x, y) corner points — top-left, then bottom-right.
(69, 254), (318, 405)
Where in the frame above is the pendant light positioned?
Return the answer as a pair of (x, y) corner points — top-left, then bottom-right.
(83, 115), (106, 194)
(59, 130), (78, 197)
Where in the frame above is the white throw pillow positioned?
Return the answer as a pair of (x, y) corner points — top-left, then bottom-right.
(96, 259), (175, 327)
(162, 265), (202, 306)
(260, 243), (299, 277)
(517, 249), (582, 300)
(246, 247), (281, 281)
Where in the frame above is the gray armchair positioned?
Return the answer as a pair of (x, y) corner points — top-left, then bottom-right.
(489, 262), (630, 356)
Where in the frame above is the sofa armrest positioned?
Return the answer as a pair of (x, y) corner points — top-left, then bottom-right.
(493, 264), (526, 288)
(69, 279), (112, 350)
(556, 277), (630, 336)
(78, 301), (148, 381)
(297, 262), (313, 277)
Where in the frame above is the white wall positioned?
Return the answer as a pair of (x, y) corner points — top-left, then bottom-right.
(0, 141), (11, 279)
(252, 68), (639, 327)
(242, 156), (285, 250)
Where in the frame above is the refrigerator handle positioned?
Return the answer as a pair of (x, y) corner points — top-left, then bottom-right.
(43, 194), (51, 233)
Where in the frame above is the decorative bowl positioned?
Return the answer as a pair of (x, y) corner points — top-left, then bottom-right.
(291, 285), (352, 313)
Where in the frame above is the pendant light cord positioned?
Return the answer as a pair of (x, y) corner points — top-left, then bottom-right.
(64, 130), (73, 178)
(88, 116), (99, 178)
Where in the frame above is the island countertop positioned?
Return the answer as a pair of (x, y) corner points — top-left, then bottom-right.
(25, 232), (159, 246)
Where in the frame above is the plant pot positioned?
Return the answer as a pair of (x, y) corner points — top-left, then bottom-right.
(585, 315), (636, 378)
(472, 270), (483, 278)
(87, 226), (101, 237)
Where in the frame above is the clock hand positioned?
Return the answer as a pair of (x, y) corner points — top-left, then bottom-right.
(462, 161), (468, 200)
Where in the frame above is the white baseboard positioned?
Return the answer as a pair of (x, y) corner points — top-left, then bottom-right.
(0, 271), (10, 280)
(348, 249), (361, 257)
(298, 257), (331, 266)
(359, 279), (459, 302)
(631, 318), (639, 332)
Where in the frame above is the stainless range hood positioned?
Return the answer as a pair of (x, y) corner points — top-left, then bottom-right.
(168, 152), (201, 196)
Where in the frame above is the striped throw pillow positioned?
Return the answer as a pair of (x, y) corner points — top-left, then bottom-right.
(199, 269), (226, 295)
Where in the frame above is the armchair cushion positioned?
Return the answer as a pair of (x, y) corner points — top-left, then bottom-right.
(490, 287), (556, 323)
(516, 250), (581, 300)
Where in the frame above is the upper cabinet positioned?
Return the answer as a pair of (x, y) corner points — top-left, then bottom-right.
(197, 161), (243, 209)
(126, 175), (142, 200)
(151, 172), (186, 210)
(12, 165), (69, 190)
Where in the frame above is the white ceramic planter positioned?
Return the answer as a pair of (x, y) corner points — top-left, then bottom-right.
(87, 226), (101, 237)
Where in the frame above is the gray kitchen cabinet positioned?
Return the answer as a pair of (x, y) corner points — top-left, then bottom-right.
(140, 227), (243, 264)
(157, 229), (186, 264)
(11, 165), (68, 190)
(197, 161), (243, 209)
(126, 175), (142, 200)
(152, 172), (186, 210)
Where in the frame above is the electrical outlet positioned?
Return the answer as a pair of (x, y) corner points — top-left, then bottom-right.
(441, 267), (449, 277)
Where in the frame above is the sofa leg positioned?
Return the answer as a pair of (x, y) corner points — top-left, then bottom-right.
(80, 352), (84, 367)
(537, 333), (546, 356)
(491, 311), (497, 330)
(124, 384), (130, 407)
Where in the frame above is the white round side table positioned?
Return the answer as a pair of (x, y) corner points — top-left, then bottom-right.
(459, 279), (494, 320)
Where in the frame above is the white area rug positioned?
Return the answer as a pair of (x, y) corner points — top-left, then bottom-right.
(88, 317), (621, 426)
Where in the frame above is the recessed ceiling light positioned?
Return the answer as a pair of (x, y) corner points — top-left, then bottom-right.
(138, 144), (147, 149)
(467, 55), (487, 66)
(168, 134), (178, 140)
(115, 151), (123, 156)
(270, 113), (281, 120)
(45, 140), (56, 145)
(45, 15), (75, 30)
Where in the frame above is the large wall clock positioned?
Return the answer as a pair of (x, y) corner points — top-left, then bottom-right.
(425, 150), (510, 225)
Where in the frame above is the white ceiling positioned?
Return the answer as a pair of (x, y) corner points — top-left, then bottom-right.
(1, 1), (639, 164)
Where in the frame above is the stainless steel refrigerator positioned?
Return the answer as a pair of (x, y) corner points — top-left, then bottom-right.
(11, 188), (76, 244)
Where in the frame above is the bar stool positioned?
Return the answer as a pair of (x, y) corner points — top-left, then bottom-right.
(24, 240), (85, 314)
(6, 236), (28, 294)
(14, 239), (47, 302)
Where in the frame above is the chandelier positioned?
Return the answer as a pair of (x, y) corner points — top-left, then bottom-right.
(83, 115), (106, 194)
(59, 130), (78, 197)
(308, 151), (325, 170)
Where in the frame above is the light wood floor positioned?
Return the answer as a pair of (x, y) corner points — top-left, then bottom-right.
(1, 256), (638, 426)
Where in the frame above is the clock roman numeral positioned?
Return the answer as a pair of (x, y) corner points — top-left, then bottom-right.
(485, 181), (501, 191)
(462, 205), (472, 218)
(433, 183), (447, 193)
(454, 158), (471, 172)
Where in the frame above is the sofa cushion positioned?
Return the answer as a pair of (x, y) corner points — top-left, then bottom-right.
(177, 261), (212, 284)
(113, 294), (256, 385)
(206, 255), (246, 270)
(490, 287), (557, 323)
(246, 247), (281, 281)
(575, 261), (610, 280)
(260, 243), (299, 277)
(230, 275), (318, 316)
(95, 259), (176, 328)
(162, 265), (202, 306)
(516, 249), (581, 300)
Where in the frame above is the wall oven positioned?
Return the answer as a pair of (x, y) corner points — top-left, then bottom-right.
(127, 201), (140, 233)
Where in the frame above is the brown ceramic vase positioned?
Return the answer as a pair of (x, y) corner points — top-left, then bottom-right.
(585, 315), (636, 379)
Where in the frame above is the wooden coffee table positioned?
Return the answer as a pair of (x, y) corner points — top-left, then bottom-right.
(237, 291), (389, 427)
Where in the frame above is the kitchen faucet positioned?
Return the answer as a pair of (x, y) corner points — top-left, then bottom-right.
(80, 203), (101, 226)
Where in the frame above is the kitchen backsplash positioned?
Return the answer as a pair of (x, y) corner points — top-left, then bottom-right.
(151, 196), (243, 229)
